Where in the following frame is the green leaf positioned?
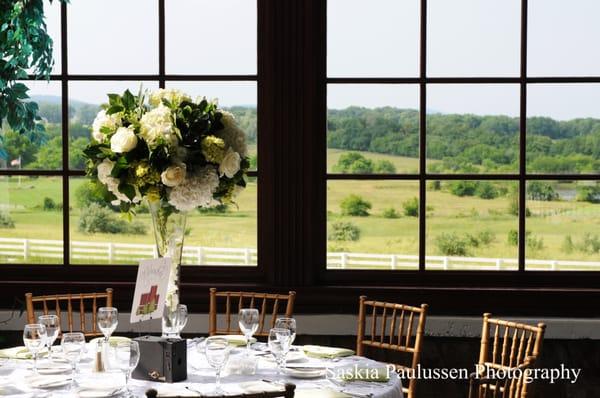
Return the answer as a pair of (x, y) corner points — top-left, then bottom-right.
(106, 105), (124, 115)
(118, 183), (136, 201)
(111, 156), (129, 177)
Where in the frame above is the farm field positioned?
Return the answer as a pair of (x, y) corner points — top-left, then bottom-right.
(2, 149), (600, 268)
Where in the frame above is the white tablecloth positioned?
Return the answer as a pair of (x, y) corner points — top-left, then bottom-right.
(0, 342), (403, 398)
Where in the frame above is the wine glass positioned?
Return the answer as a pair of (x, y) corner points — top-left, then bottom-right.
(274, 317), (296, 345)
(204, 337), (231, 393)
(238, 308), (259, 352)
(61, 332), (85, 390)
(38, 314), (60, 361)
(268, 328), (291, 374)
(97, 307), (118, 342)
(115, 341), (140, 397)
(23, 324), (47, 374)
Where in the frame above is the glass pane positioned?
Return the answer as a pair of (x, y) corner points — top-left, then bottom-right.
(0, 176), (63, 264)
(68, 0), (158, 74)
(27, 0), (61, 75)
(527, 84), (600, 174)
(166, 81), (257, 169)
(327, 84), (419, 174)
(427, 0), (520, 77)
(529, 0), (600, 76)
(326, 180), (419, 270)
(426, 180), (518, 270)
(166, 0), (256, 75)
(526, 180), (600, 271)
(327, 0), (419, 77)
(70, 177), (257, 266)
(426, 84), (520, 174)
(68, 81), (159, 170)
(1, 81), (62, 170)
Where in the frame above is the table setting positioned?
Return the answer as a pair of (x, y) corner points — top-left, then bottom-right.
(0, 307), (403, 398)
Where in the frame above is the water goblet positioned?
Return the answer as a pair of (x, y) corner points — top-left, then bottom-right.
(61, 332), (85, 390)
(97, 307), (118, 343)
(238, 308), (259, 352)
(274, 317), (297, 345)
(115, 341), (140, 397)
(268, 328), (291, 374)
(176, 304), (188, 336)
(204, 337), (231, 393)
(38, 314), (60, 361)
(23, 324), (47, 374)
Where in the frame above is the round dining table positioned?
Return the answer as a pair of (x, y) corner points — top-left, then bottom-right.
(0, 340), (404, 398)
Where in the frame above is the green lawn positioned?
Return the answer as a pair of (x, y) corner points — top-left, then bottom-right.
(2, 152), (600, 267)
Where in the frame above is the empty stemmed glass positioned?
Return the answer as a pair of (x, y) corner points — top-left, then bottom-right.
(38, 315), (60, 361)
(238, 308), (259, 353)
(61, 332), (85, 390)
(97, 307), (118, 343)
(204, 337), (231, 393)
(274, 317), (296, 346)
(176, 304), (188, 337)
(115, 341), (140, 397)
(268, 328), (291, 374)
(23, 324), (47, 374)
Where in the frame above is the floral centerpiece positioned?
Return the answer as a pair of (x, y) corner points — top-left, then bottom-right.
(82, 88), (249, 336)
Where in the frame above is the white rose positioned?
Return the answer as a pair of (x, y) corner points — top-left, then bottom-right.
(161, 164), (187, 187)
(217, 111), (248, 157)
(110, 126), (138, 153)
(139, 104), (176, 149)
(92, 110), (121, 142)
(219, 147), (241, 178)
(97, 158), (115, 184)
(149, 88), (191, 107)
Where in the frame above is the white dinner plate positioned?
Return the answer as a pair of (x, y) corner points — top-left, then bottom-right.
(283, 367), (327, 379)
(262, 350), (307, 363)
(36, 363), (72, 375)
(28, 375), (72, 389)
(78, 387), (124, 398)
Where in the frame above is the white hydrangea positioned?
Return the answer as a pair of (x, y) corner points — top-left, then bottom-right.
(167, 166), (220, 212)
(139, 103), (178, 149)
(97, 158), (140, 204)
(217, 111), (248, 157)
(149, 88), (191, 108)
(91, 110), (121, 142)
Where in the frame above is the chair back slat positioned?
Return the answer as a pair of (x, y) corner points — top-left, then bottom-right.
(25, 289), (113, 337)
(471, 313), (546, 398)
(356, 296), (428, 398)
(208, 289), (296, 337)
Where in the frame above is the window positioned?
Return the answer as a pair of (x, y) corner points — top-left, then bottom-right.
(1, 1), (257, 267)
(326, 0), (600, 272)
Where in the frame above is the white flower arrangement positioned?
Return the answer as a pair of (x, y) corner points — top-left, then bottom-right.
(83, 88), (249, 214)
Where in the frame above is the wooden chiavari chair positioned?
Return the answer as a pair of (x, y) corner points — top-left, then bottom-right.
(25, 288), (114, 337)
(146, 383), (295, 398)
(208, 288), (296, 337)
(356, 296), (428, 398)
(468, 313), (546, 398)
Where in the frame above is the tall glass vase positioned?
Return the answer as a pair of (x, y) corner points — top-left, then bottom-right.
(148, 199), (187, 338)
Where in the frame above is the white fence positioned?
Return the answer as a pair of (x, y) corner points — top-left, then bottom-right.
(0, 238), (257, 266)
(1, 237), (600, 270)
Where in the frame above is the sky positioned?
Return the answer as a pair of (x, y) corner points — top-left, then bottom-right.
(29, 0), (600, 120)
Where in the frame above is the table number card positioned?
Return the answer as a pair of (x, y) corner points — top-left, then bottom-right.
(130, 257), (171, 323)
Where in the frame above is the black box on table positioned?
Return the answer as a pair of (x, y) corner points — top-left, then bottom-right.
(132, 336), (187, 383)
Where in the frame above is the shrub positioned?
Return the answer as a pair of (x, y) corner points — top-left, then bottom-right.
(428, 180), (441, 191)
(382, 207), (400, 219)
(373, 160), (396, 174)
(402, 197), (419, 217)
(0, 212), (15, 229)
(477, 230), (496, 246)
(528, 181), (559, 201)
(507, 229), (543, 250)
(42, 197), (62, 211)
(198, 204), (229, 214)
(333, 152), (374, 174)
(435, 233), (469, 256)
(78, 203), (147, 235)
(562, 235), (574, 254)
(340, 194), (372, 216)
(449, 181), (478, 197)
(576, 185), (600, 203)
(507, 229), (519, 246)
(75, 180), (110, 209)
(328, 221), (360, 241)
(578, 233), (600, 254)
(475, 182), (498, 199)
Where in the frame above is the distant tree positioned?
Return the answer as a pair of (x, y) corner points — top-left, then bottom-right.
(340, 194), (372, 216)
(576, 185), (600, 203)
(475, 182), (499, 199)
(69, 137), (88, 169)
(333, 152), (373, 174)
(449, 181), (478, 197)
(527, 181), (559, 201)
(1, 129), (39, 166)
(30, 136), (61, 169)
(402, 197), (419, 217)
(382, 207), (400, 219)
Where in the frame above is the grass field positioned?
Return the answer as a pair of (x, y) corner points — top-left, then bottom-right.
(2, 149), (600, 267)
